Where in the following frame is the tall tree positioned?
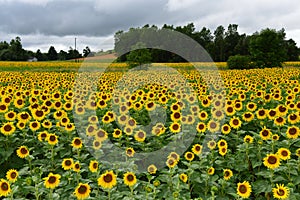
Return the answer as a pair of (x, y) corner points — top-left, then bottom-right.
(249, 28), (287, 68)
(285, 39), (299, 61)
(47, 46), (58, 60)
(224, 24), (240, 60)
(213, 25), (225, 61)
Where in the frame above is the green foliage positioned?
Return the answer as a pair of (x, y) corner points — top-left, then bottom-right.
(227, 55), (251, 69)
(126, 42), (152, 69)
(249, 28), (287, 68)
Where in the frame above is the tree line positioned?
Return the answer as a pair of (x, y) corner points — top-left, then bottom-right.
(0, 37), (94, 61)
(114, 23), (300, 67)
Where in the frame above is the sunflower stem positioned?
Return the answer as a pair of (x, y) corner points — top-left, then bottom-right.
(49, 188), (53, 200)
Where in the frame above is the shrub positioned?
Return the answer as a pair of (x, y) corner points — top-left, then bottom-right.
(227, 55), (251, 69)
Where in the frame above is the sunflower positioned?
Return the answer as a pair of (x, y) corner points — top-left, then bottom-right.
(88, 115), (98, 124)
(17, 111), (31, 123)
(201, 98), (211, 107)
(179, 173), (188, 183)
(29, 121), (41, 132)
(1, 122), (16, 136)
(287, 113), (298, 124)
(208, 167), (215, 175)
(126, 147), (135, 157)
(17, 121), (26, 130)
(272, 184), (289, 199)
(168, 152), (180, 162)
(277, 148), (291, 160)
(98, 170), (117, 189)
(6, 169), (18, 183)
(166, 157), (177, 168)
(242, 112), (254, 122)
(127, 118), (137, 128)
(32, 109), (45, 121)
(71, 137), (83, 149)
(16, 146), (29, 159)
(233, 101), (242, 111)
(219, 147), (227, 156)
(196, 122), (206, 133)
(62, 158), (74, 170)
(4, 111), (16, 121)
(123, 172), (137, 187)
(221, 124), (231, 135)
(237, 181), (252, 198)
(192, 144), (202, 155)
(259, 126), (272, 140)
(198, 111), (208, 121)
(207, 140), (216, 150)
(86, 124), (97, 136)
(43, 173), (61, 189)
(0, 179), (11, 197)
(73, 161), (81, 172)
(272, 134), (280, 141)
(74, 183), (91, 200)
(217, 139), (228, 148)
(244, 135), (253, 144)
(42, 119), (52, 129)
(170, 102), (181, 112)
(102, 114), (111, 124)
(263, 153), (281, 169)
(147, 164), (157, 174)
(63, 102), (73, 111)
(212, 109), (225, 120)
(0, 103), (8, 113)
(38, 131), (49, 142)
(256, 108), (267, 120)
(118, 115), (128, 125)
(89, 160), (98, 173)
(296, 148), (300, 157)
(95, 129), (108, 142)
(124, 126), (134, 136)
(113, 128), (122, 138)
(229, 117), (242, 129)
(171, 111), (182, 122)
(276, 105), (288, 116)
(207, 120), (219, 133)
(65, 123), (75, 132)
(274, 116), (286, 126)
(184, 152), (194, 162)
(225, 105), (236, 116)
(286, 126), (299, 139)
(223, 169), (233, 181)
(92, 140), (102, 150)
(13, 98), (25, 109)
(133, 130), (146, 142)
(46, 134), (58, 145)
(169, 122), (181, 133)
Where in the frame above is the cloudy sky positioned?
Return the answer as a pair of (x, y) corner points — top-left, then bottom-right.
(1, 0), (300, 53)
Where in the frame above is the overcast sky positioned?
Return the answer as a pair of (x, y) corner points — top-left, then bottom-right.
(1, 0), (300, 53)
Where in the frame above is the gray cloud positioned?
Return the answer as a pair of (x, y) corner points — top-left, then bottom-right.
(1, 0), (299, 51)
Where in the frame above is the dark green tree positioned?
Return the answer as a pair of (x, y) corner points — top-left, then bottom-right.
(249, 28), (287, 68)
(47, 46), (58, 60)
(35, 49), (47, 61)
(224, 24), (240, 60)
(285, 39), (299, 61)
(58, 50), (68, 60)
(213, 25), (225, 61)
(126, 42), (152, 69)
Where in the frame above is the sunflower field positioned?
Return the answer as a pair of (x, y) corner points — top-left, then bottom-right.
(0, 61), (300, 200)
